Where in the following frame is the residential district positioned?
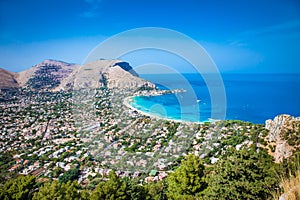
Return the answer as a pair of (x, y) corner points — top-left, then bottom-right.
(0, 84), (280, 187)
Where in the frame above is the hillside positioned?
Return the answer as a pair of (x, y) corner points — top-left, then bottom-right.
(15, 59), (79, 90)
(0, 59), (154, 91)
(59, 59), (155, 91)
(0, 68), (19, 89)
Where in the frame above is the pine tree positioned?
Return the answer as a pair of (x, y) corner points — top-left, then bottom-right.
(0, 175), (36, 200)
(166, 154), (207, 199)
(204, 148), (277, 200)
(124, 178), (147, 200)
(59, 168), (79, 183)
(144, 180), (167, 200)
(32, 180), (81, 200)
(90, 170), (129, 200)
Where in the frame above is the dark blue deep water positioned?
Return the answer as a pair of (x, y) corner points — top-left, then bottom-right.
(130, 73), (300, 124)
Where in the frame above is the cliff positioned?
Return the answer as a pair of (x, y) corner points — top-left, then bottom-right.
(265, 114), (300, 163)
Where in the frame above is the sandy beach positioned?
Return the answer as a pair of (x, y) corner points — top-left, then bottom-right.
(123, 96), (200, 124)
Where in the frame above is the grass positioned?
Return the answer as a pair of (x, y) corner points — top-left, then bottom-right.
(273, 155), (300, 200)
(276, 170), (300, 200)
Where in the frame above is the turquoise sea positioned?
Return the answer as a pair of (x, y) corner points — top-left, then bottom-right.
(130, 73), (300, 124)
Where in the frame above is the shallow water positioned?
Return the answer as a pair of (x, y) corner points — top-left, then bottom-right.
(130, 73), (300, 124)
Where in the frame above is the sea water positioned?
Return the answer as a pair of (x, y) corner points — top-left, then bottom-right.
(130, 73), (300, 124)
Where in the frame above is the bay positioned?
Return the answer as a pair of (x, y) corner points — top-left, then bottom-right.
(130, 73), (300, 124)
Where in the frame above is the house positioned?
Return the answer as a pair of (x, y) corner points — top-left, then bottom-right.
(30, 167), (46, 176)
(8, 164), (21, 172)
(158, 172), (167, 180)
(56, 162), (65, 168)
(23, 160), (30, 166)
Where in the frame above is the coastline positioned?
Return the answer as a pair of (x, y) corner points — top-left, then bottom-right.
(123, 95), (202, 124)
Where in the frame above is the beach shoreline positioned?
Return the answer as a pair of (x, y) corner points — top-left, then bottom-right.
(123, 95), (203, 124)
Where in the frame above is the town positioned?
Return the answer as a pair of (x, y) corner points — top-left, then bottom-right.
(0, 84), (275, 188)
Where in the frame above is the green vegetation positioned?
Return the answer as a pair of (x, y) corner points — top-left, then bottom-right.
(0, 175), (36, 200)
(33, 180), (81, 200)
(59, 168), (79, 183)
(0, 152), (15, 182)
(144, 181), (167, 200)
(1, 151), (299, 200)
(1, 80), (299, 199)
(136, 85), (154, 92)
(282, 121), (300, 150)
(90, 171), (128, 200)
(166, 154), (206, 199)
(204, 148), (277, 200)
(26, 65), (61, 90)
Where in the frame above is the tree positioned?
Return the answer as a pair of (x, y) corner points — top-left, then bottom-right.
(166, 154), (207, 200)
(90, 170), (129, 200)
(59, 168), (79, 183)
(124, 178), (147, 200)
(32, 180), (81, 200)
(144, 180), (167, 200)
(0, 175), (36, 200)
(204, 148), (277, 200)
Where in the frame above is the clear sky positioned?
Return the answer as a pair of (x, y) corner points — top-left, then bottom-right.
(0, 0), (299, 73)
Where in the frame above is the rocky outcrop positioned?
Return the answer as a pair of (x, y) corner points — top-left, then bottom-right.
(0, 68), (19, 89)
(265, 114), (300, 163)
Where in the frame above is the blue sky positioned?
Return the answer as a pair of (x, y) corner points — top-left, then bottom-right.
(0, 0), (299, 73)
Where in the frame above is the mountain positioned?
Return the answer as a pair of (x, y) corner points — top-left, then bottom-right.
(0, 68), (19, 89)
(16, 59), (79, 90)
(113, 61), (139, 77)
(58, 59), (154, 91)
(0, 59), (154, 91)
(107, 60), (154, 89)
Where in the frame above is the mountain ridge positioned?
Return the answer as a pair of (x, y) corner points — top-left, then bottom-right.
(0, 59), (153, 91)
